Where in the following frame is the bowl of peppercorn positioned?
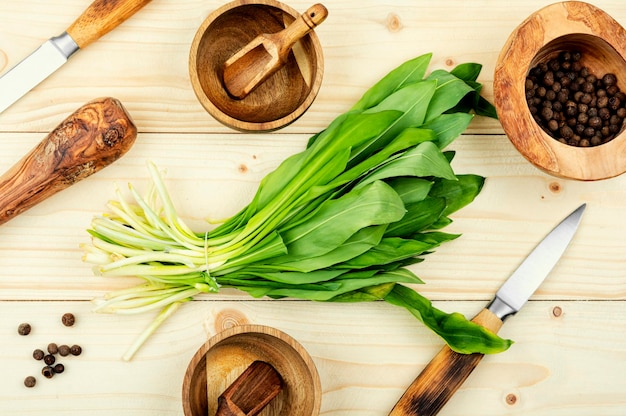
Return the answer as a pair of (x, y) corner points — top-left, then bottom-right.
(494, 1), (626, 180)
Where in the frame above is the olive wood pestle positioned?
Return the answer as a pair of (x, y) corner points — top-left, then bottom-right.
(0, 97), (137, 225)
(216, 360), (283, 416)
(222, 3), (328, 100)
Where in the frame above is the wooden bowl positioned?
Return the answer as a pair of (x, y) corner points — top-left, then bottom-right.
(189, 0), (324, 132)
(182, 324), (321, 416)
(494, 1), (626, 180)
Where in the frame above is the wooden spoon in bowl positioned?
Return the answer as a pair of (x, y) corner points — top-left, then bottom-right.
(222, 3), (328, 100)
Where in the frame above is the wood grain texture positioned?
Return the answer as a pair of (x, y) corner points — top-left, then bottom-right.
(389, 309), (503, 416)
(66, 0), (153, 48)
(0, 1), (626, 415)
(0, 97), (136, 225)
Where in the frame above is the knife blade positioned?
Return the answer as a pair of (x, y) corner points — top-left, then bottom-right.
(0, 0), (152, 114)
(389, 203), (586, 416)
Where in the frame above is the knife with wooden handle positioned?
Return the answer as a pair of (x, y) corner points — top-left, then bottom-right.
(0, 97), (137, 225)
(389, 204), (586, 416)
(0, 0), (152, 114)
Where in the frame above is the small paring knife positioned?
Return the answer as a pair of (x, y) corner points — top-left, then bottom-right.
(389, 203), (586, 416)
(0, 0), (152, 114)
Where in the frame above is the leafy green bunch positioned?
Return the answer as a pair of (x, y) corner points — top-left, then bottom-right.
(83, 53), (511, 360)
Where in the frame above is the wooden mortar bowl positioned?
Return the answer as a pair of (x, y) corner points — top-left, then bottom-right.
(189, 0), (324, 132)
(182, 325), (321, 416)
(494, 1), (626, 180)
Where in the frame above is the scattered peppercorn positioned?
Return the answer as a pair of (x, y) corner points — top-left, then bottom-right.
(61, 313), (75, 327)
(18, 323), (31, 336)
(33, 349), (45, 361)
(525, 50), (626, 147)
(53, 363), (65, 374)
(58, 344), (71, 357)
(41, 366), (54, 379)
(47, 343), (58, 355)
(24, 376), (36, 388)
(43, 354), (56, 366)
(70, 345), (82, 356)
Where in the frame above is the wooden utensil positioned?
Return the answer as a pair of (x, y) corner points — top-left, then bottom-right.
(0, 97), (137, 225)
(216, 360), (283, 416)
(222, 3), (328, 100)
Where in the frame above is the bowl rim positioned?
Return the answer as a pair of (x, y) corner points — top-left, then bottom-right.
(188, 0), (325, 132)
(181, 324), (322, 416)
(494, 1), (626, 181)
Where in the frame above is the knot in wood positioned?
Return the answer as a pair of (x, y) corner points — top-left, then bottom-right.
(506, 393), (517, 405)
(102, 125), (123, 147)
(386, 13), (403, 32)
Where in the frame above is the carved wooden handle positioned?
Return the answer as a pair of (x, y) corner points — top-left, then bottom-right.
(277, 4), (328, 58)
(0, 97), (137, 225)
(389, 309), (504, 416)
(66, 0), (152, 48)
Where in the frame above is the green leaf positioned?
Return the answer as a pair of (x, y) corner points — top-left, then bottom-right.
(351, 53), (432, 111)
(268, 226), (386, 272)
(281, 181), (405, 257)
(421, 113), (474, 149)
(450, 62), (482, 82)
(338, 236), (436, 270)
(358, 141), (457, 188)
(384, 197), (447, 237)
(384, 285), (513, 354)
(428, 174), (485, 216)
(387, 177), (433, 205)
(425, 70), (475, 121)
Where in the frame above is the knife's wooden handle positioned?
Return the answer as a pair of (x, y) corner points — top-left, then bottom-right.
(0, 97), (136, 226)
(389, 308), (504, 416)
(66, 0), (152, 49)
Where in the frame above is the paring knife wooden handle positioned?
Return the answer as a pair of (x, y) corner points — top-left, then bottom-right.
(389, 308), (503, 416)
(66, 0), (152, 49)
(0, 97), (137, 226)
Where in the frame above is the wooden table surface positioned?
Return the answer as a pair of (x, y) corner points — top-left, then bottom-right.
(1, 0), (625, 415)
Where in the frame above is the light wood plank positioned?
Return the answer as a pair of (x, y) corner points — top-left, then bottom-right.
(1, 300), (625, 415)
(0, 1), (624, 134)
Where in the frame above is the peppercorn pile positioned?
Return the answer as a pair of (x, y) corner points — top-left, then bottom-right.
(17, 313), (83, 388)
(525, 51), (626, 147)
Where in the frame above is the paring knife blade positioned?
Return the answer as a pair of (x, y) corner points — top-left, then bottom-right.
(389, 203), (586, 416)
(0, 0), (152, 114)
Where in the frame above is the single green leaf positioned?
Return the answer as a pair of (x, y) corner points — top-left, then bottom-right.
(357, 141), (457, 188)
(421, 113), (474, 149)
(387, 177), (433, 205)
(351, 53), (432, 111)
(428, 174), (485, 216)
(450, 62), (482, 82)
(384, 285), (513, 354)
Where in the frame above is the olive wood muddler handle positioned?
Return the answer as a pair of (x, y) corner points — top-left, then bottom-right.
(388, 308), (504, 416)
(0, 97), (137, 225)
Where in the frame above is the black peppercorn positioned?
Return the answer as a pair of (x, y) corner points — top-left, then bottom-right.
(47, 343), (58, 355)
(43, 354), (56, 366)
(62, 313), (76, 327)
(24, 376), (36, 388)
(602, 73), (617, 86)
(70, 345), (82, 356)
(18, 323), (31, 336)
(58, 344), (71, 357)
(33, 349), (45, 361)
(41, 366), (54, 379)
(53, 363), (65, 374)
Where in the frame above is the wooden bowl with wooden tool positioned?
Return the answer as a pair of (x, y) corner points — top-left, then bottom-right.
(189, 0), (327, 132)
(181, 325), (321, 416)
(494, 1), (626, 180)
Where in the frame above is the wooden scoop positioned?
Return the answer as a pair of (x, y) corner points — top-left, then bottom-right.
(216, 360), (283, 416)
(0, 97), (136, 225)
(222, 3), (328, 100)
